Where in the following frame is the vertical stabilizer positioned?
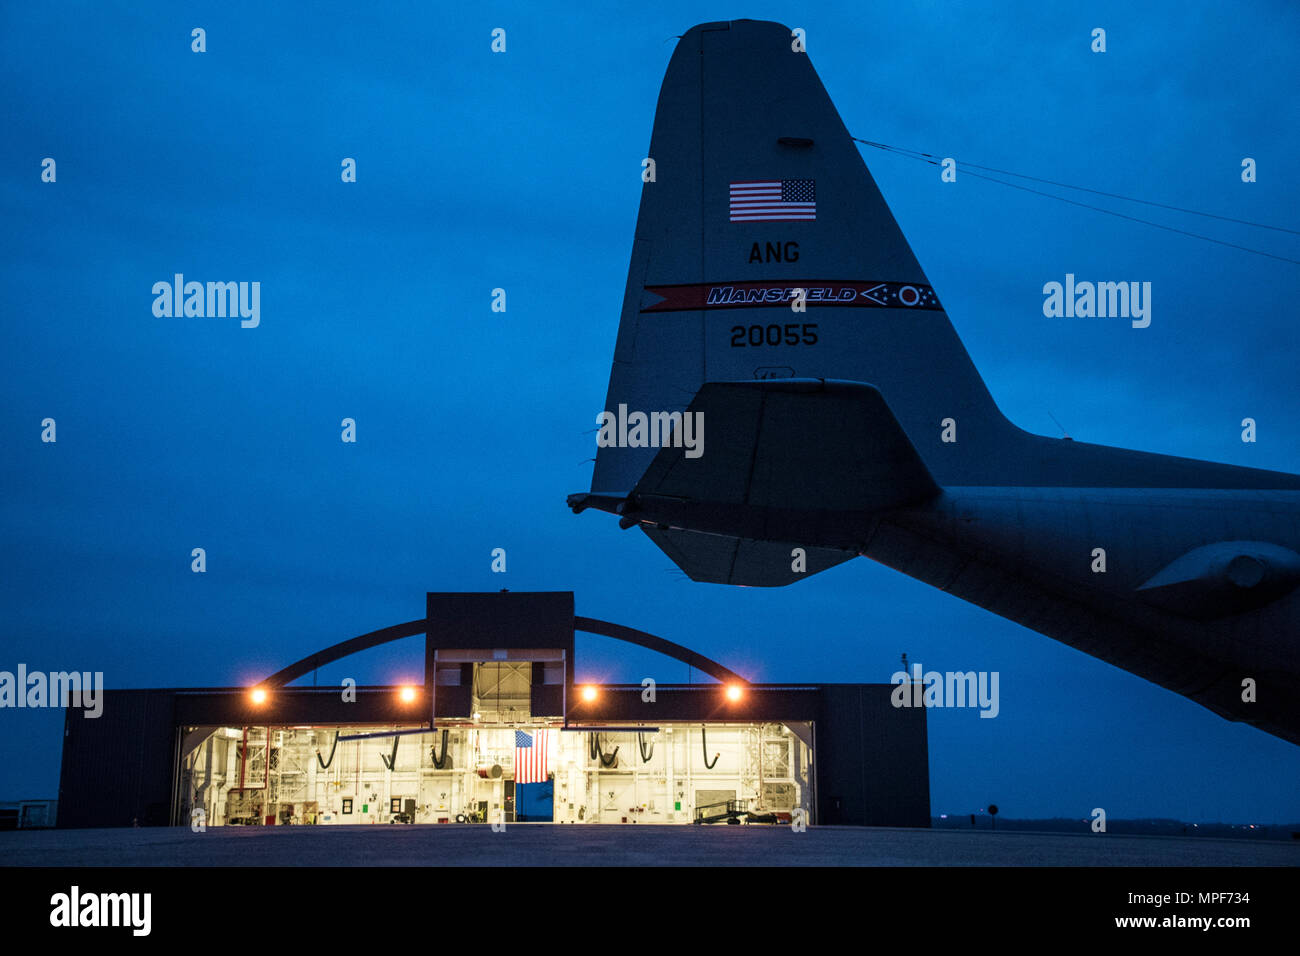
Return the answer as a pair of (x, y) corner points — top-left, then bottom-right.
(592, 18), (1017, 495)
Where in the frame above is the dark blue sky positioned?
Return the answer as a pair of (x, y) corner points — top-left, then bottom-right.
(3, 1), (1298, 822)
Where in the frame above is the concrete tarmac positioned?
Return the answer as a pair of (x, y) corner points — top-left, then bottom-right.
(3, 824), (1297, 866)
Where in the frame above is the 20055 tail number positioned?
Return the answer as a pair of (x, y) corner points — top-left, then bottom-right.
(730, 323), (819, 347)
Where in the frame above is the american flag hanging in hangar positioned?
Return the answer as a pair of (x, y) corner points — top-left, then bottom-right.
(514, 729), (549, 784)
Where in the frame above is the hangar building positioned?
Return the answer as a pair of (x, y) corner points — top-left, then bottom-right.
(58, 592), (930, 828)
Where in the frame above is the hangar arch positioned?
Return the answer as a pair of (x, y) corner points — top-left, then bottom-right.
(260, 615), (744, 688)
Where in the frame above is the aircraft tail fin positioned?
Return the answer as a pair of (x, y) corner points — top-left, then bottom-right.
(590, 18), (1019, 498)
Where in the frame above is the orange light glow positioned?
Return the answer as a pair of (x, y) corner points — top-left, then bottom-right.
(725, 684), (743, 702)
(399, 685), (418, 703)
(580, 685), (598, 702)
(249, 687), (268, 705)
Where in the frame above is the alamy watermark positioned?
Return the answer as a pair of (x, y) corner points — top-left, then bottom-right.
(50, 886), (150, 936)
(890, 663), (999, 718)
(0, 665), (103, 718)
(152, 274), (260, 328)
(1042, 273), (1151, 328)
(596, 404), (703, 458)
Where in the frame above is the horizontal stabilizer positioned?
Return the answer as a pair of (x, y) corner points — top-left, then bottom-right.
(610, 379), (940, 551)
(644, 525), (856, 587)
(637, 379), (937, 509)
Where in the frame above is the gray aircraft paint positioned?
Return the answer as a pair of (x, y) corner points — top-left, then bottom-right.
(570, 19), (1300, 745)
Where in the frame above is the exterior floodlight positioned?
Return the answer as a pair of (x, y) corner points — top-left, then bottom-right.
(399, 685), (418, 704)
(580, 684), (598, 702)
(725, 684), (743, 702)
(249, 687), (268, 705)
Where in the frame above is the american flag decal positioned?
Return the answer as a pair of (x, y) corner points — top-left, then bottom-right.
(514, 729), (549, 784)
(729, 179), (816, 221)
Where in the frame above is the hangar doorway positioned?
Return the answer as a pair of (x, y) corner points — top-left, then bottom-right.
(177, 721), (813, 826)
(471, 662), (532, 723)
(515, 780), (553, 821)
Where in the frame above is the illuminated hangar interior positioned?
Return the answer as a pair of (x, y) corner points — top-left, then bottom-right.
(58, 592), (930, 827)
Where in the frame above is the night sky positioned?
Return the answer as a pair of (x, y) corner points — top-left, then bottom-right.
(3, 0), (1298, 824)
